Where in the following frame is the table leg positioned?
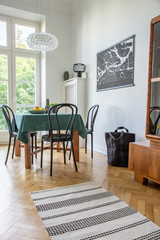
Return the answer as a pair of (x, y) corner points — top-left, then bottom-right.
(73, 130), (79, 162)
(25, 132), (31, 169)
(15, 139), (21, 156)
(57, 130), (61, 152)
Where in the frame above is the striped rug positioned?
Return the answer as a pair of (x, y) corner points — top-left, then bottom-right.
(30, 182), (160, 240)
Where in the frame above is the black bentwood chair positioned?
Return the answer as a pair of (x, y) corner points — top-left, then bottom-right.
(2, 105), (37, 165)
(40, 103), (78, 176)
(85, 104), (99, 158)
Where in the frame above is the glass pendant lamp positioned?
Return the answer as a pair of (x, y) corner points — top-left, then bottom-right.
(27, 0), (58, 53)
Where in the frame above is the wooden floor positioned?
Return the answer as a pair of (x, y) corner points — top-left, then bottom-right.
(0, 145), (160, 240)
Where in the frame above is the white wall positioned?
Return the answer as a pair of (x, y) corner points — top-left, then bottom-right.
(46, 8), (72, 104)
(71, 0), (160, 154)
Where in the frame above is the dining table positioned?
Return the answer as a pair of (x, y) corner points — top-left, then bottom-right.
(14, 112), (87, 169)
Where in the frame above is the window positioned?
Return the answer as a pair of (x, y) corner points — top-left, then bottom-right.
(0, 15), (40, 134)
(15, 24), (35, 49)
(0, 21), (7, 46)
(0, 54), (8, 130)
(16, 56), (37, 113)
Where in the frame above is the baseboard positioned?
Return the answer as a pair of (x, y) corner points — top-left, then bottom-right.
(79, 138), (84, 148)
(0, 141), (8, 145)
(86, 144), (107, 155)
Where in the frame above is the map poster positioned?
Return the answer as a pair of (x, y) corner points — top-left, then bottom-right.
(97, 35), (135, 91)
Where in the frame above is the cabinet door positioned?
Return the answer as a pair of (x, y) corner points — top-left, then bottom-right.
(64, 78), (85, 147)
(146, 16), (160, 141)
(64, 80), (77, 108)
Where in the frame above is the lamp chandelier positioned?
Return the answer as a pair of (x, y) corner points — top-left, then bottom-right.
(27, 32), (58, 53)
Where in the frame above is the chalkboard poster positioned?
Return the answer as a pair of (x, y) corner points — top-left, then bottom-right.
(97, 35), (135, 91)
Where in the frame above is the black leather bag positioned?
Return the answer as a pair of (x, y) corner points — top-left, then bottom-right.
(105, 127), (135, 167)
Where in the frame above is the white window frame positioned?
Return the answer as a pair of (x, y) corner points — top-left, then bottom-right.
(0, 50), (12, 142)
(0, 14), (41, 143)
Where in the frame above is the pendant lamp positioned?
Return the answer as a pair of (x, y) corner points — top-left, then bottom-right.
(27, 0), (58, 53)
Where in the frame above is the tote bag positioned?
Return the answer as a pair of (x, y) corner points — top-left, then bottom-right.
(105, 127), (135, 167)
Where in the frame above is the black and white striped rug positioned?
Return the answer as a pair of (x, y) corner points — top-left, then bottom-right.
(30, 182), (160, 239)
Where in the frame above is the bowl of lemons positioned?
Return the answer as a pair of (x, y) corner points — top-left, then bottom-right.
(29, 106), (46, 114)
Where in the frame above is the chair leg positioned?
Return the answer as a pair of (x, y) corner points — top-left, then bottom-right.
(69, 150), (71, 160)
(12, 136), (16, 159)
(71, 140), (78, 172)
(85, 136), (87, 153)
(35, 135), (37, 158)
(5, 135), (12, 165)
(40, 140), (43, 168)
(66, 141), (71, 160)
(91, 133), (93, 158)
(63, 142), (66, 164)
(31, 135), (34, 164)
(50, 141), (53, 176)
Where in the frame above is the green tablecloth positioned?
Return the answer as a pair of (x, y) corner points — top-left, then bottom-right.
(15, 113), (87, 144)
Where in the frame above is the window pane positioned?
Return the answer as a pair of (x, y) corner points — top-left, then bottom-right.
(0, 21), (7, 46)
(0, 108), (7, 130)
(16, 56), (36, 113)
(15, 24), (35, 49)
(0, 82), (8, 130)
(0, 81), (8, 104)
(16, 57), (36, 82)
(0, 54), (8, 80)
(16, 106), (33, 114)
(16, 82), (35, 105)
(0, 54), (8, 131)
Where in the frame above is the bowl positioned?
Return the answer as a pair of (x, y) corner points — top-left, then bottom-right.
(29, 110), (46, 114)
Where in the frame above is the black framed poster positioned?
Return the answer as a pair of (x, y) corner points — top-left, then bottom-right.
(97, 35), (135, 91)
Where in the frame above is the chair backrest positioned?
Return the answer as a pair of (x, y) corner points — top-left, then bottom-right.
(48, 103), (78, 140)
(149, 106), (160, 134)
(1, 105), (18, 134)
(86, 105), (99, 132)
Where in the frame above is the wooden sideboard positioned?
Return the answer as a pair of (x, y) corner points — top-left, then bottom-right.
(128, 141), (160, 184)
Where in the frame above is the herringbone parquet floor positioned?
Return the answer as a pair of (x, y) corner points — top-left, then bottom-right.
(0, 144), (160, 240)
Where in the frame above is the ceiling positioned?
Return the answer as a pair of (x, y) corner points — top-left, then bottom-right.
(53, 0), (75, 4)
(50, 0), (84, 13)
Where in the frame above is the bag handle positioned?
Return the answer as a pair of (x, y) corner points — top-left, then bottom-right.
(115, 126), (129, 133)
(109, 131), (124, 140)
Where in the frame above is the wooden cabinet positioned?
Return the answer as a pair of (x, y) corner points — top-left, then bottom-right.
(64, 77), (86, 147)
(129, 142), (160, 184)
(129, 16), (160, 185)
